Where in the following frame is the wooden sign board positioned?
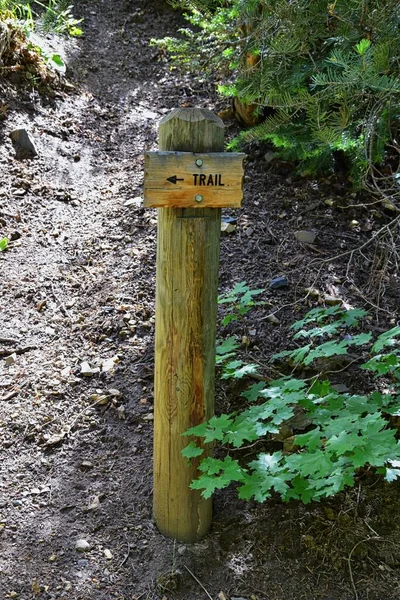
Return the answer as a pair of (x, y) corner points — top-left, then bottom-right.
(144, 151), (245, 208)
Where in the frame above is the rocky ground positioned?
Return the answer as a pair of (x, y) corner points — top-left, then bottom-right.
(1, 1), (400, 599)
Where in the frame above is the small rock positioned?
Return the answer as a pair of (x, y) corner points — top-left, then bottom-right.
(87, 495), (100, 511)
(77, 558), (89, 567)
(104, 548), (113, 560)
(324, 296), (342, 306)
(305, 287), (320, 298)
(5, 352), (17, 366)
(10, 128), (38, 159)
(101, 355), (119, 373)
(332, 383), (349, 393)
(264, 150), (276, 164)
(117, 406), (126, 420)
(269, 276), (288, 289)
(244, 226), (254, 237)
(75, 539), (91, 553)
(80, 460), (93, 470)
(177, 545), (187, 555)
(266, 314), (280, 325)
(60, 366), (71, 379)
(221, 221), (236, 233)
(124, 196), (142, 207)
(80, 361), (100, 376)
(294, 230), (317, 244)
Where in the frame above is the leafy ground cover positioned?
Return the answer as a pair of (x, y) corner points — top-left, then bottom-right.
(1, 1), (400, 599)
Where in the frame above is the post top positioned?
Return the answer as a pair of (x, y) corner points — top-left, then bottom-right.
(159, 107), (224, 129)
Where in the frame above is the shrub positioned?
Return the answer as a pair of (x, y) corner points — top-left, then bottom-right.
(159, 0), (400, 186)
(183, 293), (400, 503)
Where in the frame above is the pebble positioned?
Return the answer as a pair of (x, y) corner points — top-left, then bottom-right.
(266, 314), (280, 325)
(124, 196), (142, 207)
(9, 128), (38, 159)
(264, 150), (276, 164)
(324, 296), (342, 306)
(80, 361), (100, 376)
(294, 230), (316, 243)
(80, 460), (93, 470)
(5, 353), (17, 366)
(75, 539), (91, 553)
(269, 276), (288, 289)
(221, 221), (236, 233)
(77, 559), (89, 567)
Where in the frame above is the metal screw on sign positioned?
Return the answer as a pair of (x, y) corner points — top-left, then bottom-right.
(195, 158), (203, 167)
(195, 194), (203, 203)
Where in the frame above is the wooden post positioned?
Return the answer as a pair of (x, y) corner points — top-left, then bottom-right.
(153, 108), (224, 542)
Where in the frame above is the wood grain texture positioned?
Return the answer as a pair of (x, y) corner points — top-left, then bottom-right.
(153, 108), (223, 542)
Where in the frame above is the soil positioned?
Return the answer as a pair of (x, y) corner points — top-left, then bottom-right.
(1, 1), (400, 599)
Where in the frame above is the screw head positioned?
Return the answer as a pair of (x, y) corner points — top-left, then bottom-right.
(195, 159), (203, 167)
(195, 194), (203, 203)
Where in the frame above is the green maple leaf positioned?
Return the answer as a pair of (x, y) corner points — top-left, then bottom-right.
(293, 322), (341, 339)
(228, 363), (259, 379)
(294, 427), (323, 451)
(287, 476), (315, 503)
(216, 336), (239, 355)
(325, 430), (362, 455)
(349, 332), (372, 346)
(287, 450), (333, 477)
(249, 451), (284, 474)
(183, 422), (208, 437)
(241, 381), (266, 402)
(340, 308), (368, 326)
(305, 339), (349, 365)
(385, 467), (400, 483)
(372, 326), (400, 353)
(205, 414), (235, 441)
(225, 417), (259, 446)
(181, 441), (204, 459)
(191, 456), (244, 498)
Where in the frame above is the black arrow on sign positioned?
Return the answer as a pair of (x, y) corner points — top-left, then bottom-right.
(166, 175), (184, 184)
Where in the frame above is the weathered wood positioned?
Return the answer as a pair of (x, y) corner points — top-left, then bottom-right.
(153, 108), (224, 542)
(144, 151), (245, 208)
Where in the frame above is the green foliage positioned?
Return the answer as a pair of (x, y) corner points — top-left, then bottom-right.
(183, 288), (400, 503)
(218, 281), (264, 325)
(0, 237), (9, 251)
(160, 0), (400, 184)
(0, 1), (82, 72)
(37, 0), (83, 37)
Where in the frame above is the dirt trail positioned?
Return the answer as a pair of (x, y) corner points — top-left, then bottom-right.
(1, 1), (400, 599)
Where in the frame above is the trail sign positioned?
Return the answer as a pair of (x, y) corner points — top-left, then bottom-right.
(144, 151), (245, 208)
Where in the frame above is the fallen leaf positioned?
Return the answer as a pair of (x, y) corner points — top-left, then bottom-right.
(32, 579), (41, 596)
